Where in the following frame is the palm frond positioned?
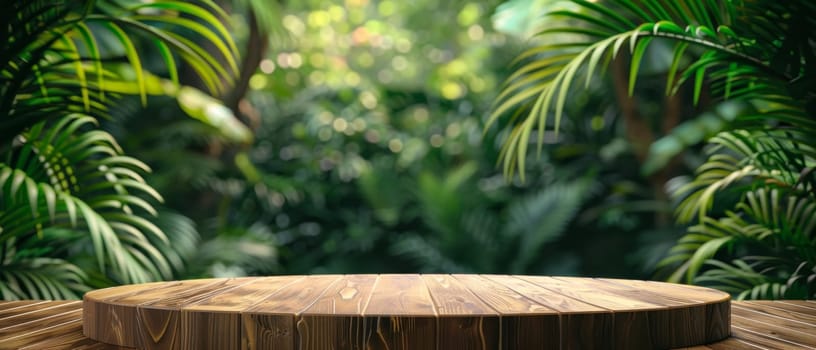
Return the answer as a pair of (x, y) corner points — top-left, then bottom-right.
(0, 115), (178, 285)
(673, 130), (814, 224)
(1, 0), (233, 299)
(661, 184), (816, 297)
(1, 0), (239, 139)
(489, 0), (815, 300)
(696, 258), (814, 300)
(0, 259), (87, 300)
(489, 0), (814, 178)
(0, 235), (88, 300)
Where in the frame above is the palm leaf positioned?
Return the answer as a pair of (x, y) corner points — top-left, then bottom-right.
(489, 0), (813, 177)
(0, 116), (177, 284)
(1, 0), (236, 298)
(492, 1), (815, 299)
(1, 0), (239, 138)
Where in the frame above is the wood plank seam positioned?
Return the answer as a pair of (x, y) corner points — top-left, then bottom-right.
(1, 300), (808, 349)
(359, 274), (381, 318)
(731, 319), (816, 349)
(1, 308), (81, 332)
(732, 304), (816, 327)
(779, 301), (816, 311)
(731, 323), (813, 349)
(2, 318), (81, 342)
(730, 337), (770, 349)
(0, 301), (81, 324)
(293, 276), (345, 349)
(78, 275), (736, 349)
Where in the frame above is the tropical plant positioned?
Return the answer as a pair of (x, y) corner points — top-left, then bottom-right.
(0, 0), (238, 299)
(490, 0), (815, 298)
(196, 0), (658, 277)
(393, 170), (595, 274)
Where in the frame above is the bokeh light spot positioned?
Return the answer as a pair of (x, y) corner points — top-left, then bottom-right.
(352, 118), (367, 131)
(277, 53), (290, 68)
(467, 25), (484, 40)
(259, 59), (276, 74)
(391, 56), (408, 71)
(318, 111), (334, 125)
(457, 3), (481, 26)
(395, 38), (412, 53)
(413, 107), (429, 122)
(249, 74), (267, 90)
(445, 59), (467, 76)
(430, 134), (444, 147)
(441, 82), (464, 99)
(365, 130), (380, 143)
(345, 72), (361, 86)
(329, 5), (346, 21)
(308, 11), (331, 28)
(378, 1), (396, 16)
(333, 118), (349, 132)
(388, 139), (403, 152)
(360, 91), (378, 109)
(289, 53), (303, 68)
(282, 15), (305, 35)
(446, 123), (462, 138)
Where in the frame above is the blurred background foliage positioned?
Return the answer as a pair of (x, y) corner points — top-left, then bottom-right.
(112, 0), (677, 280)
(4, 0), (810, 300)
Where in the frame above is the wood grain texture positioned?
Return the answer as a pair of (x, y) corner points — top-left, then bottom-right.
(243, 275), (342, 350)
(0, 300), (135, 349)
(524, 276), (665, 348)
(181, 276), (302, 350)
(560, 278), (709, 348)
(732, 303), (816, 348)
(78, 275), (735, 349)
(3, 296), (816, 349)
(485, 275), (614, 349)
(297, 274), (378, 350)
(360, 274), (437, 350)
(453, 274), (559, 349)
(422, 274), (499, 349)
(137, 278), (254, 350)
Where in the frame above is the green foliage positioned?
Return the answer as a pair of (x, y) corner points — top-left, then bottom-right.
(16, 0), (692, 285)
(137, 0), (669, 278)
(662, 131), (816, 298)
(394, 176), (595, 273)
(492, 0), (815, 298)
(0, 0), (237, 299)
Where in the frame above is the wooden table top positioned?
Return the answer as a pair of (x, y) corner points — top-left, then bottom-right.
(4, 299), (816, 349)
(79, 274), (732, 349)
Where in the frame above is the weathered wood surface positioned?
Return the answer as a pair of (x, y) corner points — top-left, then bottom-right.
(76, 275), (731, 349)
(2, 298), (816, 349)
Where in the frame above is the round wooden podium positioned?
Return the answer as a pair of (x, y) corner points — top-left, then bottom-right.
(82, 274), (730, 349)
